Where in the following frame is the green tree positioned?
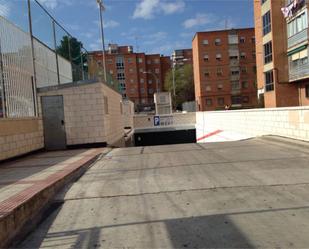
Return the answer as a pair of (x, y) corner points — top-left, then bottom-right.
(164, 64), (195, 109)
(56, 36), (87, 81)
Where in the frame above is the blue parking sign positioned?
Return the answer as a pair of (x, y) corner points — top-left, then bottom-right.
(154, 116), (160, 126)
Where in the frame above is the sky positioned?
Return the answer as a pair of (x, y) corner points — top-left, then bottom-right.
(0, 0), (254, 56)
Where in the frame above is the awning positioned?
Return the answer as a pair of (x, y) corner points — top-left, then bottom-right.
(287, 45), (308, 56)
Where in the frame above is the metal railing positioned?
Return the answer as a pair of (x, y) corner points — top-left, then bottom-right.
(0, 0), (120, 118)
(288, 28), (308, 48)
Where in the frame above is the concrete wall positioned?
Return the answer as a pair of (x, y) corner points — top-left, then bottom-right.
(0, 118), (44, 161)
(38, 82), (125, 147)
(123, 100), (135, 129)
(134, 113), (196, 129)
(196, 107), (309, 142)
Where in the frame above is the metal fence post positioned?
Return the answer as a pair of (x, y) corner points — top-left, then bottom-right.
(52, 21), (61, 85)
(27, 0), (38, 116)
(0, 36), (7, 118)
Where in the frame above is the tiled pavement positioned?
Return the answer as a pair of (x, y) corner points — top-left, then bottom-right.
(0, 148), (109, 247)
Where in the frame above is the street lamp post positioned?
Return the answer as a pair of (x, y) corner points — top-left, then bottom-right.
(143, 71), (160, 93)
(97, 0), (107, 83)
(171, 54), (189, 106)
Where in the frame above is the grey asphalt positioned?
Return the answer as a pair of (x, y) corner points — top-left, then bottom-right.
(19, 136), (309, 248)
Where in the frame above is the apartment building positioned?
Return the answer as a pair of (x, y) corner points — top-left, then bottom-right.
(172, 48), (193, 66)
(254, 0), (309, 107)
(192, 28), (258, 111)
(88, 44), (171, 108)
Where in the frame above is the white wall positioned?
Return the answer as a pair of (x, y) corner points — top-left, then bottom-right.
(196, 107), (309, 143)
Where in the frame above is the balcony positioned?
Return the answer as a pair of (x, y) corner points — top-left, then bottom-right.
(289, 62), (309, 81)
(288, 28), (308, 48)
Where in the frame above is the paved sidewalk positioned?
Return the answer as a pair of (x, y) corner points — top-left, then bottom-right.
(0, 148), (109, 248)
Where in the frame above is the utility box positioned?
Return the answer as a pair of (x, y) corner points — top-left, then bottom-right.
(154, 92), (172, 115)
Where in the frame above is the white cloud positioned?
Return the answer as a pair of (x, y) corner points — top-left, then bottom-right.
(133, 0), (185, 19)
(81, 32), (94, 39)
(161, 1), (185, 14)
(93, 20), (120, 29)
(0, 1), (10, 18)
(104, 20), (120, 28)
(133, 0), (160, 19)
(183, 13), (216, 29)
(38, 0), (73, 10)
(39, 0), (59, 10)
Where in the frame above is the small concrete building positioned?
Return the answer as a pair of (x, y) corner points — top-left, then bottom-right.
(38, 81), (131, 150)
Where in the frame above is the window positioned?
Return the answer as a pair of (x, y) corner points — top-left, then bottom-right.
(263, 11), (271, 35)
(231, 69), (240, 75)
(261, 0), (267, 4)
(216, 53), (222, 60)
(130, 79), (134, 83)
(203, 54), (209, 61)
(155, 68), (160, 74)
(116, 57), (124, 69)
(243, 96), (249, 103)
(215, 38), (221, 45)
(231, 81), (240, 90)
(129, 68), (134, 73)
(117, 73), (125, 80)
(253, 66), (257, 73)
(217, 84), (223, 90)
(154, 58), (160, 64)
(140, 88), (145, 94)
(148, 88), (154, 94)
(205, 85), (212, 91)
(251, 37), (256, 43)
(240, 52), (246, 59)
(265, 70), (274, 91)
(130, 88), (135, 93)
(104, 96), (109, 114)
(107, 59), (113, 64)
(204, 70), (210, 77)
(203, 39), (209, 45)
(139, 68), (144, 73)
(290, 49), (309, 71)
(218, 97), (225, 106)
(138, 58), (143, 63)
(140, 78), (144, 83)
(306, 84), (309, 98)
(217, 68), (223, 76)
(252, 51), (256, 58)
(128, 58), (133, 63)
(148, 80), (153, 84)
(241, 67), (247, 73)
(288, 11), (308, 38)
(109, 70), (113, 74)
(231, 96), (242, 105)
(240, 37), (245, 43)
(206, 98), (212, 106)
(264, 41), (272, 64)
(242, 81), (249, 89)
(147, 60), (151, 65)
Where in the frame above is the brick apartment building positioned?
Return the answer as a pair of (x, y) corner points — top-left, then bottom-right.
(254, 0), (309, 108)
(192, 28), (258, 111)
(88, 44), (171, 108)
(172, 48), (193, 66)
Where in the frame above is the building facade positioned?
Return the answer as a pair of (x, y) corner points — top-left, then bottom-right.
(172, 49), (193, 66)
(88, 44), (171, 108)
(254, 0), (309, 108)
(192, 28), (258, 111)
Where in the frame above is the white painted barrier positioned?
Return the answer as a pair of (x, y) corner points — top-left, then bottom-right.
(196, 107), (309, 143)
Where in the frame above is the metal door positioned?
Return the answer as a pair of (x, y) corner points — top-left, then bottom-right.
(41, 95), (66, 150)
